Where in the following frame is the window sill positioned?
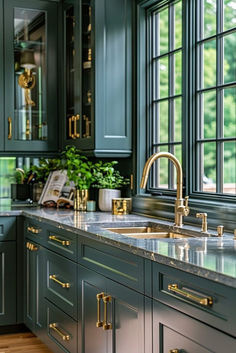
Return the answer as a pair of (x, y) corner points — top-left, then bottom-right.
(132, 194), (236, 232)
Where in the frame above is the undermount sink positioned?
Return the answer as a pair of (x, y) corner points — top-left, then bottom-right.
(105, 226), (193, 239)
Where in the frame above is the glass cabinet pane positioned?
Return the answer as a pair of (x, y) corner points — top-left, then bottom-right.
(82, 0), (93, 139)
(14, 8), (47, 141)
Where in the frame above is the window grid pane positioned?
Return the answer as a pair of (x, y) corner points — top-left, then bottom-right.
(196, 0), (236, 195)
(149, 1), (183, 191)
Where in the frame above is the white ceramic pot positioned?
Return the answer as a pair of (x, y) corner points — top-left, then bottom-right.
(98, 189), (121, 212)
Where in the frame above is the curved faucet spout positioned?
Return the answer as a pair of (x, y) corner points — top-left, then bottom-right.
(140, 152), (189, 227)
(140, 152), (183, 200)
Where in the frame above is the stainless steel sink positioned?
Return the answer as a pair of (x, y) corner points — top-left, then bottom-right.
(106, 226), (193, 239)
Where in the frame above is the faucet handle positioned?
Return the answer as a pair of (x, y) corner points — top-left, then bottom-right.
(196, 213), (208, 233)
(217, 225), (224, 237)
(183, 196), (190, 216)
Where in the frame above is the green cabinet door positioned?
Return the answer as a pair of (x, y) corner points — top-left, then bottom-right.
(24, 240), (45, 339)
(78, 265), (145, 353)
(62, 0), (132, 157)
(0, 0), (3, 151)
(153, 300), (236, 353)
(4, 0), (58, 152)
(0, 242), (16, 326)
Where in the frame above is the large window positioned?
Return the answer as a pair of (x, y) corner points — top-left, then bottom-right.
(148, 0), (183, 191)
(195, 0), (236, 195)
(142, 0), (236, 200)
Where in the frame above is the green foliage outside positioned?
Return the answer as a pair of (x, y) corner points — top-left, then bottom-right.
(156, 0), (236, 189)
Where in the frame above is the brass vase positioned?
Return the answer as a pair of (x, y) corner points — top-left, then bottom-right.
(74, 189), (89, 211)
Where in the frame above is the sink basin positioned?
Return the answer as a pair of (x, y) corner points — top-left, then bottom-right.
(106, 226), (193, 239)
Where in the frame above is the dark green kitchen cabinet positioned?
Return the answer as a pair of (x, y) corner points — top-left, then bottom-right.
(0, 0), (3, 151)
(0, 242), (16, 326)
(78, 265), (145, 353)
(24, 239), (45, 340)
(4, 0), (58, 152)
(153, 300), (236, 353)
(62, 0), (132, 157)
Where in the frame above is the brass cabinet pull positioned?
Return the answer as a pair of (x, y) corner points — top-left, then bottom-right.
(8, 117), (12, 140)
(83, 115), (91, 138)
(96, 292), (104, 328)
(26, 242), (38, 252)
(27, 226), (41, 234)
(168, 283), (213, 306)
(49, 235), (70, 246)
(169, 350), (179, 353)
(69, 117), (75, 139)
(49, 323), (70, 341)
(72, 114), (80, 138)
(49, 274), (70, 289)
(103, 295), (112, 330)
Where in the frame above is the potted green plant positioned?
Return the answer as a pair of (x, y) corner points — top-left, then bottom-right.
(93, 161), (130, 211)
(62, 146), (95, 211)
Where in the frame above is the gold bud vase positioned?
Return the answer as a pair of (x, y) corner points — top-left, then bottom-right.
(74, 189), (89, 211)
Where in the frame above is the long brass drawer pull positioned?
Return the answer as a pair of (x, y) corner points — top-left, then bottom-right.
(103, 295), (112, 330)
(26, 242), (38, 252)
(8, 117), (12, 140)
(49, 275), (70, 289)
(168, 284), (213, 306)
(169, 350), (179, 353)
(49, 323), (70, 341)
(96, 292), (104, 328)
(49, 235), (70, 246)
(72, 114), (80, 138)
(27, 226), (41, 234)
(69, 117), (75, 139)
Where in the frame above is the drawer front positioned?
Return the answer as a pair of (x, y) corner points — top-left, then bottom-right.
(78, 238), (144, 293)
(45, 249), (77, 320)
(0, 217), (16, 241)
(153, 300), (236, 353)
(25, 218), (45, 245)
(46, 226), (77, 261)
(153, 263), (236, 337)
(45, 299), (77, 353)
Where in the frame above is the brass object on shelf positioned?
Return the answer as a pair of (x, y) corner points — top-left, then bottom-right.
(96, 292), (104, 328)
(217, 225), (224, 237)
(234, 229), (236, 240)
(18, 68), (36, 107)
(49, 274), (70, 289)
(140, 152), (190, 227)
(49, 323), (70, 341)
(27, 226), (40, 234)
(83, 49), (92, 69)
(87, 6), (92, 32)
(25, 119), (31, 139)
(169, 350), (179, 353)
(168, 283), (213, 306)
(49, 235), (70, 246)
(26, 242), (38, 252)
(196, 213), (208, 234)
(87, 90), (92, 104)
(112, 198), (132, 215)
(74, 189), (89, 211)
(83, 115), (91, 138)
(8, 117), (12, 140)
(103, 295), (112, 330)
(69, 116), (74, 139)
(130, 174), (134, 190)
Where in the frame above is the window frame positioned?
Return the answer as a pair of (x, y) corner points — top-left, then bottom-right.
(136, 0), (236, 208)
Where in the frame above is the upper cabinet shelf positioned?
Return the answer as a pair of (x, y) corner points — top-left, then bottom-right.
(62, 0), (133, 157)
(2, 0), (58, 153)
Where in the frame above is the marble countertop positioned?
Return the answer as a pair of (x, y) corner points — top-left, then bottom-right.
(1, 205), (236, 288)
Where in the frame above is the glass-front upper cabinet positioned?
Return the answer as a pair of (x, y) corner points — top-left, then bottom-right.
(4, 0), (58, 152)
(63, 0), (94, 150)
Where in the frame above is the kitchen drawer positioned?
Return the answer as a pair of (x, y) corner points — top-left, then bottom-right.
(153, 300), (236, 353)
(24, 218), (45, 245)
(0, 217), (16, 241)
(78, 238), (145, 293)
(45, 249), (78, 320)
(45, 299), (77, 353)
(153, 263), (236, 337)
(45, 225), (77, 261)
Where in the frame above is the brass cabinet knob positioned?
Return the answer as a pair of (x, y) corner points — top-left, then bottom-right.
(217, 225), (224, 237)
